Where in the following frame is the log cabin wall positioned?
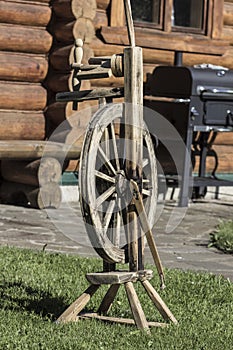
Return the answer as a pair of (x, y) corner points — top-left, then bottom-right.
(46, 0), (97, 171)
(0, 0), (60, 208)
(0, 0), (52, 140)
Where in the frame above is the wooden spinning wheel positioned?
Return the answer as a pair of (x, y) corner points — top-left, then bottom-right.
(79, 103), (157, 264)
(56, 0), (177, 331)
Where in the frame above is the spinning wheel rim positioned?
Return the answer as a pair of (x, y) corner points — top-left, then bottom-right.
(79, 103), (157, 264)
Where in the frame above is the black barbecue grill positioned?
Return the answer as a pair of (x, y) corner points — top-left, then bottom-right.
(145, 64), (233, 206)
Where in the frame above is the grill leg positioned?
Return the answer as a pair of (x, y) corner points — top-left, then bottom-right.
(179, 126), (193, 207)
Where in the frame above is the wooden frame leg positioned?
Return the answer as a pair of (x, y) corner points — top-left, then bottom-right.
(141, 280), (178, 324)
(57, 284), (100, 323)
(125, 281), (149, 331)
(98, 284), (120, 314)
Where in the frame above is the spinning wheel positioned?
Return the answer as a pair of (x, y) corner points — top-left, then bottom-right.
(56, 0), (177, 331)
(79, 103), (157, 264)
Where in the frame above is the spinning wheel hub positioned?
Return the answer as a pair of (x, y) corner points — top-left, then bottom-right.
(115, 170), (131, 200)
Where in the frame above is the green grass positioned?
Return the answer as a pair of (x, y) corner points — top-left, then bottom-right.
(209, 220), (233, 254)
(0, 246), (232, 350)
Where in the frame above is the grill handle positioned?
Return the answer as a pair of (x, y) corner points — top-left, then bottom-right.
(199, 87), (233, 100)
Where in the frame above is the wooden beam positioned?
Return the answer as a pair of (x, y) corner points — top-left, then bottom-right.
(100, 26), (228, 55)
(0, 141), (81, 160)
(79, 312), (168, 328)
(110, 0), (125, 26)
(212, 0), (224, 39)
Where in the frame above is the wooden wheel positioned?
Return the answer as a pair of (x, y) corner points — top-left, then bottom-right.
(79, 103), (157, 264)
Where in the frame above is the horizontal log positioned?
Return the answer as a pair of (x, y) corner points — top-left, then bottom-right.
(6, 0), (51, 3)
(1, 157), (62, 186)
(96, 0), (110, 10)
(0, 24), (52, 54)
(0, 140), (81, 160)
(52, 0), (96, 20)
(224, 2), (233, 26)
(0, 82), (47, 110)
(49, 44), (94, 71)
(50, 128), (86, 148)
(65, 159), (80, 172)
(100, 26), (228, 55)
(94, 9), (108, 29)
(214, 132), (233, 145)
(45, 102), (74, 126)
(0, 52), (48, 83)
(222, 26), (233, 43)
(0, 181), (62, 209)
(46, 72), (72, 93)
(45, 99), (96, 127)
(195, 145), (233, 173)
(0, 110), (45, 140)
(0, 1), (52, 27)
(90, 75), (124, 88)
(53, 18), (95, 44)
(46, 70), (92, 94)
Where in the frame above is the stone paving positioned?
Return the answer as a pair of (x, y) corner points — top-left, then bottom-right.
(0, 198), (232, 281)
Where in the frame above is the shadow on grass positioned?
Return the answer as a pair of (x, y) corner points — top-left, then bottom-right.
(0, 281), (67, 320)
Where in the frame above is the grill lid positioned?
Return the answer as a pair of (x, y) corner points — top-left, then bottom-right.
(148, 65), (233, 99)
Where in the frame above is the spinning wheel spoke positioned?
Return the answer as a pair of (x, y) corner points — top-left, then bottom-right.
(142, 189), (152, 197)
(142, 179), (150, 183)
(110, 123), (121, 171)
(98, 145), (117, 176)
(95, 185), (116, 209)
(142, 158), (149, 168)
(103, 127), (110, 158)
(113, 198), (122, 247)
(95, 170), (116, 184)
(103, 199), (116, 234)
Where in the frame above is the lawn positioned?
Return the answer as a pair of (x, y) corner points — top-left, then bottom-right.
(0, 246), (232, 350)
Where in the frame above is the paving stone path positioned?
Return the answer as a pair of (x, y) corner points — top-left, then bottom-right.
(0, 199), (232, 281)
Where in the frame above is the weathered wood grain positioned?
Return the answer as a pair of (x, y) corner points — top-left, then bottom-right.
(0, 181), (62, 209)
(1, 158), (62, 186)
(0, 24), (52, 54)
(0, 52), (48, 83)
(0, 110), (45, 140)
(0, 82), (47, 110)
(52, 0), (96, 20)
(0, 1), (52, 27)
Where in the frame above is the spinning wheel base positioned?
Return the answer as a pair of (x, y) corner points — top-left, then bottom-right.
(56, 271), (177, 332)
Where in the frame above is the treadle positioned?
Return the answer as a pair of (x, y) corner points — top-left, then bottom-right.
(86, 270), (153, 285)
(79, 312), (168, 328)
(56, 87), (124, 102)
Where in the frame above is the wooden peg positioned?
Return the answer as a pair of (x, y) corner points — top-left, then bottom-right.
(72, 38), (83, 110)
